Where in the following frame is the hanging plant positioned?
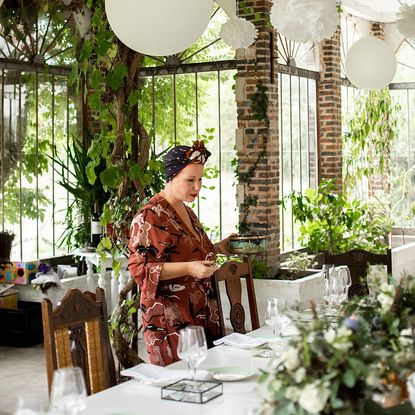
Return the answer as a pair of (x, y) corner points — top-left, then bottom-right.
(343, 89), (400, 199)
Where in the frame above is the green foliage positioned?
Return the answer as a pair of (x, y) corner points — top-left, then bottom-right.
(251, 259), (268, 279)
(343, 90), (400, 197)
(285, 251), (318, 275)
(285, 179), (390, 254)
(233, 147), (266, 235)
(249, 80), (269, 127)
(260, 275), (415, 414)
(51, 136), (110, 250)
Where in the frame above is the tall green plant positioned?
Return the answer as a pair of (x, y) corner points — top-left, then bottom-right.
(285, 179), (389, 254)
(52, 136), (110, 250)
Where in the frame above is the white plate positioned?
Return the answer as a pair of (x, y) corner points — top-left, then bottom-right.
(208, 367), (256, 382)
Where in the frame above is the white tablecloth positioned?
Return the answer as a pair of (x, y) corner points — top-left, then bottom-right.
(83, 326), (276, 414)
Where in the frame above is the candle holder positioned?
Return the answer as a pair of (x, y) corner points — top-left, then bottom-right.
(161, 379), (223, 404)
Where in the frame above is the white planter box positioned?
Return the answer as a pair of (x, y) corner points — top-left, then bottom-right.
(218, 271), (324, 332)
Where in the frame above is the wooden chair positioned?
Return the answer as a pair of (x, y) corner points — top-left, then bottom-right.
(41, 287), (117, 396)
(323, 248), (392, 298)
(212, 257), (260, 337)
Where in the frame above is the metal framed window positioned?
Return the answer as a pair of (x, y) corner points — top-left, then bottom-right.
(138, 63), (238, 241)
(279, 67), (319, 252)
(0, 67), (75, 261)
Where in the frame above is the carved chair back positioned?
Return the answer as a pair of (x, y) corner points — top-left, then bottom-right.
(41, 287), (116, 396)
(212, 257), (260, 337)
(323, 249), (392, 298)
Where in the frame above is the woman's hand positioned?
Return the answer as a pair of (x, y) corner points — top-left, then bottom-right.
(214, 233), (237, 256)
(187, 261), (218, 279)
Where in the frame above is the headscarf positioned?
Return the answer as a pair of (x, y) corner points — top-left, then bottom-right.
(163, 140), (211, 182)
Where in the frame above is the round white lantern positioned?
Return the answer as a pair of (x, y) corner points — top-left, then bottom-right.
(105, 0), (213, 56)
(345, 36), (397, 90)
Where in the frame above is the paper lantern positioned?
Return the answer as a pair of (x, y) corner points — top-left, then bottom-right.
(345, 36), (397, 90)
(216, 0), (236, 18)
(105, 0), (212, 56)
(270, 0), (338, 43)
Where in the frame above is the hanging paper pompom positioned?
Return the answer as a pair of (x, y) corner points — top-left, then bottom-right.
(220, 17), (258, 49)
(73, 6), (91, 38)
(270, 0), (338, 43)
(397, 4), (415, 39)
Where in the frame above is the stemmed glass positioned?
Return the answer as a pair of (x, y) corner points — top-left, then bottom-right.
(330, 266), (352, 311)
(177, 326), (207, 388)
(49, 367), (87, 415)
(264, 299), (278, 336)
(265, 298), (291, 352)
(321, 264), (334, 314)
(337, 266), (352, 301)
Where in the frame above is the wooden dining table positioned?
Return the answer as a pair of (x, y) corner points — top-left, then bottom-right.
(83, 326), (276, 414)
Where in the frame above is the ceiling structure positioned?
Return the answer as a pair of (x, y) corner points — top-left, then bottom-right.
(343, 0), (415, 23)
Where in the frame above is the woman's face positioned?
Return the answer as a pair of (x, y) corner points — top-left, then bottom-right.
(169, 163), (204, 203)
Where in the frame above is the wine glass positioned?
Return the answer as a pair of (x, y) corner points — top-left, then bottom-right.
(177, 326), (207, 388)
(49, 367), (87, 415)
(273, 298), (291, 349)
(264, 299), (278, 336)
(265, 299), (291, 352)
(337, 266), (352, 301)
(330, 269), (346, 310)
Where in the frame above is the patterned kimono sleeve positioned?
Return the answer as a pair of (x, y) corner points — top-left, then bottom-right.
(127, 208), (173, 300)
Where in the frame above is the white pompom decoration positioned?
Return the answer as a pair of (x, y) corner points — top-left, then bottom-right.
(73, 6), (91, 38)
(220, 17), (258, 49)
(397, 4), (415, 40)
(270, 0), (338, 43)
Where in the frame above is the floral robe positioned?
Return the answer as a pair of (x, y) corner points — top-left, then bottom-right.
(128, 193), (221, 366)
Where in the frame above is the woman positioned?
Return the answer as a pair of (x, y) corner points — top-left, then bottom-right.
(128, 140), (231, 366)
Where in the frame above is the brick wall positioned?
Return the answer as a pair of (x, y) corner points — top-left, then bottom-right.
(370, 21), (385, 40)
(317, 27), (342, 190)
(236, 0), (280, 275)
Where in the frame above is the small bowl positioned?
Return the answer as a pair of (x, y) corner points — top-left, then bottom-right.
(229, 236), (267, 255)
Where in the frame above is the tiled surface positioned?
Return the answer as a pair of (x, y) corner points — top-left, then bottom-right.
(0, 336), (149, 415)
(0, 344), (48, 415)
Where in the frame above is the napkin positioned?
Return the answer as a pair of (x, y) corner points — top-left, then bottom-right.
(213, 333), (269, 349)
(31, 270), (62, 293)
(121, 363), (210, 386)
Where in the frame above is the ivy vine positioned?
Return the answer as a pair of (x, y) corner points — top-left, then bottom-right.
(234, 79), (269, 235)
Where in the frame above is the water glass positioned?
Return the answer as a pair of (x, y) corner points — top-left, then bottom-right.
(264, 299), (278, 336)
(49, 367), (87, 415)
(265, 298), (291, 352)
(329, 266), (351, 311)
(177, 326), (207, 384)
(322, 264), (335, 309)
(337, 265), (352, 300)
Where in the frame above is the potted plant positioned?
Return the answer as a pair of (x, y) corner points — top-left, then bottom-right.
(285, 178), (390, 257)
(0, 230), (15, 260)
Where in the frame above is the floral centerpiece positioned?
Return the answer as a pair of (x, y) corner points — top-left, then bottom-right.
(259, 272), (415, 414)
